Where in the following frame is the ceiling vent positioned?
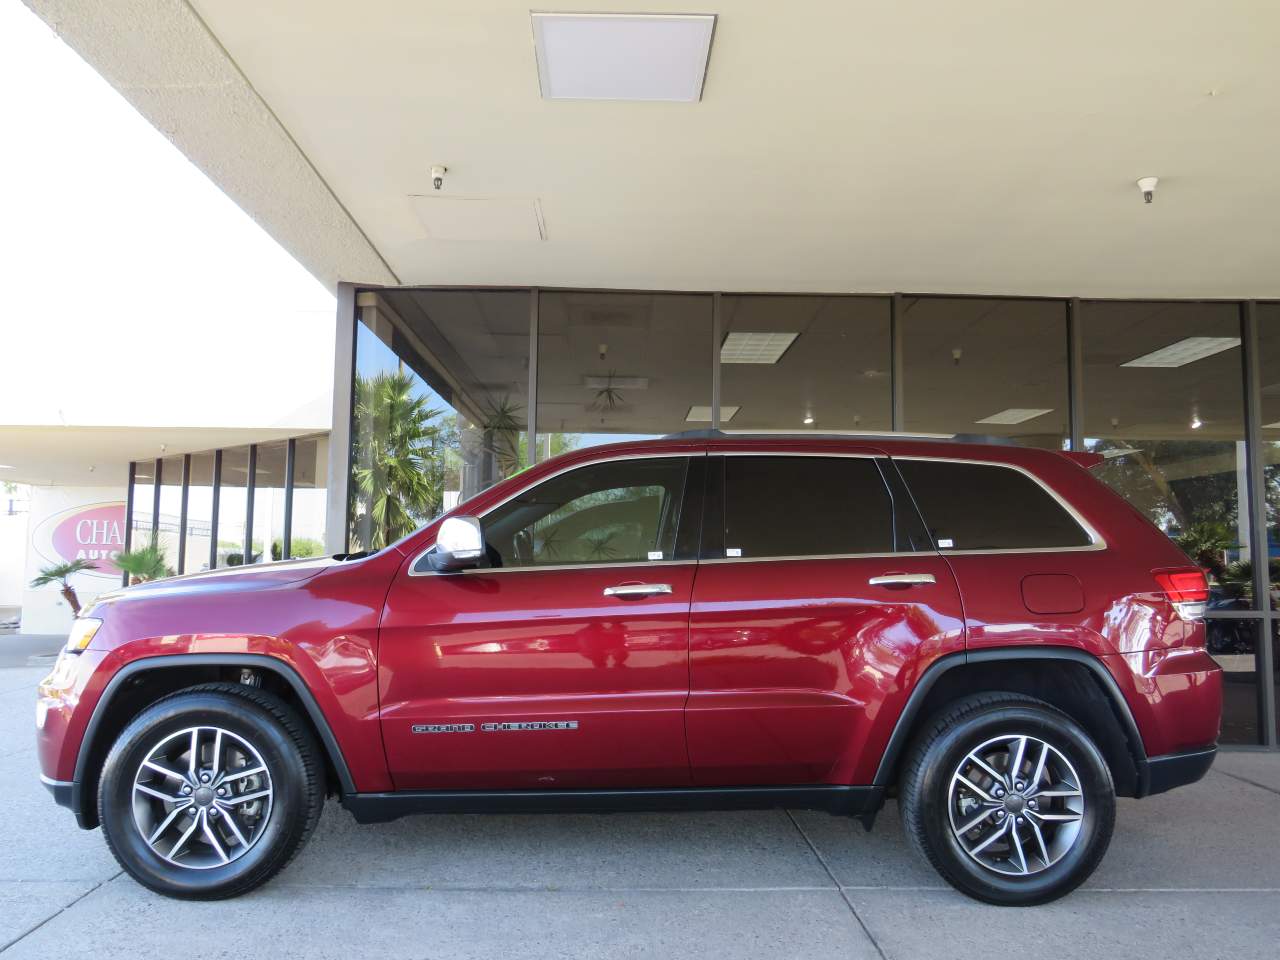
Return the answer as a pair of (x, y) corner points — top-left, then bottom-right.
(532, 13), (716, 102)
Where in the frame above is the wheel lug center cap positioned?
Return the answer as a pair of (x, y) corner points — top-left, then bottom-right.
(193, 786), (215, 807)
(1004, 793), (1026, 814)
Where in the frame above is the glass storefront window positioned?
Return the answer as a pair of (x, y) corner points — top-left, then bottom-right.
(901, 297), (1069, 447)
(1081, 301), (1249, 605)
(252, 441), (288, 563)
(349, 290), (532, 552)
(156, 456), (184, 574)
(536, 291), (713, 452)
(216, 446), (250, 566)
(184, 452), (215, 572)
(129, 460), (154, 552)
(1255, 304), (1280, 606)
(720, 295), (890, 432)
(289, 435), (328, 558)
(1212, 619), (1262, 744)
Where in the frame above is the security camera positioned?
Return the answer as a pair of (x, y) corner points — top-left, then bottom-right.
(430, 165), (448, 190)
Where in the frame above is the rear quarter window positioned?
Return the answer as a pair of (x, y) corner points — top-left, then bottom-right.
(895, 459), (1094, 551)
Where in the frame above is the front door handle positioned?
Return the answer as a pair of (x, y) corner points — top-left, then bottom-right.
(603, 583), (673, 599)
(868, 573), (937, 587)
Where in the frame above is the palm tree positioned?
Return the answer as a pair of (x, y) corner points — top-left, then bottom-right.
(30, 558), (98, 616)
(350, 370), (447, 550)
(113, 538), (173, 584)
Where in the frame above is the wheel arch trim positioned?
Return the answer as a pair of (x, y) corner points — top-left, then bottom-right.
(71, 653), (357, 824)
(871, 647), (1150, 792)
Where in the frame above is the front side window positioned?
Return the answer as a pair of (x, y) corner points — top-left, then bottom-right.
(720, 456), (900, 559)
(481, 457), (689, 568)
(896, 459), (1093, 551)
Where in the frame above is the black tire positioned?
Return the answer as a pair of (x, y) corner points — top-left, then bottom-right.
(898, 692), (1115, 906)
(97, 683), (324, 899)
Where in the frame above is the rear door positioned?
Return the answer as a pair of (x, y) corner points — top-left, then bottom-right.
(686, 453), (966, 786)
(379, 454), (704, 790)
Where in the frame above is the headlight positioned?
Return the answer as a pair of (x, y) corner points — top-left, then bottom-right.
(65, 617), (102, 653)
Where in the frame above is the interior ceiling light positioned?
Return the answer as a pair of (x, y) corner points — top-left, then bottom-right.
(975, 408), (1054, 425)
(686, 405), (739, 422)
(532, 13), (716, 102)
(583, 375), (648, 389)
(1122, 337), (1240, 368)
(720, 332), (799, 364)
(1263, 421), (1280, 429)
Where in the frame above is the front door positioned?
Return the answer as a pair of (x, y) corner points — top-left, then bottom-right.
(379, 455), (703, 790)
(686, 453), (965, 785)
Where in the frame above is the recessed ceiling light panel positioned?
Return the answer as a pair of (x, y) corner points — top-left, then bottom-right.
(532, 13), (716, 102)
(1122, 336), (1240, 368)
(720, 332), (799, 364)
(975, 408), (1054, 425)
(686, 405), (739, 422)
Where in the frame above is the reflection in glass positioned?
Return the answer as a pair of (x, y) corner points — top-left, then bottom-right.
(129, 461), (155, 552)
(1255, 304), (1280, 607)
(349, 290), (531, 552)
(720, 296), (890, 432)
(1082, 301), (1249, 607)
(901, 298), (1069, 447)
(1209, 619), (1261, 744)
(536, 291), (713, 452)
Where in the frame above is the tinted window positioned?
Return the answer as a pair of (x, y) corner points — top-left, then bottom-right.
(722, 457), (896, 558)
(896, 459), (1093, 551)
(481, 458), (689, 568)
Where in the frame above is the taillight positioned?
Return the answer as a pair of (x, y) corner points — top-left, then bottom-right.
(1152, 567), (1209, 621)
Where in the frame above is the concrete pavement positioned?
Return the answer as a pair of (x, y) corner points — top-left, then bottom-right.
(2, 661), (1278, 959)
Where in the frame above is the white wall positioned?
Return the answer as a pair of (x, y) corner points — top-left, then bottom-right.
(21, 485), (128, 635)
(0, 510), (28, 609)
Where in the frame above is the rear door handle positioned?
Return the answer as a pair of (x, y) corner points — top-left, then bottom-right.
(868, 573), (936, 587)
(603, 583), (673, 599)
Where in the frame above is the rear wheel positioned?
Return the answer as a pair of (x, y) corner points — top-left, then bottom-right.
(899, 693), (1115, 905)
(98, 684), (323, 899)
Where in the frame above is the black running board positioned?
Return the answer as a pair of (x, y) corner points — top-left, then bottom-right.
(341, 784), (885, 825)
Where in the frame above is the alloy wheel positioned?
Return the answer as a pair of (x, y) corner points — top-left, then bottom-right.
(130, 725), (274, 869)
(947, 733), (1085, 877)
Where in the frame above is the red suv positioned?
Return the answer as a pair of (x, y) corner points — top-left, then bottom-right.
(36, 434), (1221, 904)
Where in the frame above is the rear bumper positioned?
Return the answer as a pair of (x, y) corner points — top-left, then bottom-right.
(40, 774), (75, 809)
(1140, 745), (1217, 797)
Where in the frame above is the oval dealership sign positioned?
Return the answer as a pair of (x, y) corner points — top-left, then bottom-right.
(31, 502), (126, 578)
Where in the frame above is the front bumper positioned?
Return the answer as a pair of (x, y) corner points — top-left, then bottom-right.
(1140, 745), (1217, 796)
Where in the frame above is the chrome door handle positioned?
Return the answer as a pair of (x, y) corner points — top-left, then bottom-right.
(868, 573), (936, 587)
(603, 583), (673, 599)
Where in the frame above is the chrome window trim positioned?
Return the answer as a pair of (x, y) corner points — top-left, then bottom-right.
(890, 455), (1107, 553)
(701, 551), (922, 565)
(408, 452), (703, 577)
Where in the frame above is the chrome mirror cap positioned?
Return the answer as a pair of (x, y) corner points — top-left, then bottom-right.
(430, 516), (486, 572)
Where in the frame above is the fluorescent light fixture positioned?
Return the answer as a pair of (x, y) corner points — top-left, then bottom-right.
(532, 13), (716, 102)
(720, 332), (799, 364)
(583, 375), (648, 389)
(1121, 336), (1240, 368)
(1263, 421), (1280, 430)
(686, 405), (739, 422)
(0, 464), (12, 469)
(975, 408), (1054, 425)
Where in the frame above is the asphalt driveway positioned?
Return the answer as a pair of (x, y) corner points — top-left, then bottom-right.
(2, 656), (1278, 959)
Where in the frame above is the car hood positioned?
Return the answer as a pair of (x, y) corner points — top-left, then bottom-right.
(90, 556), (341, 607)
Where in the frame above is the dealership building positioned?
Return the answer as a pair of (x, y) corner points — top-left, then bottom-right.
(22, 2), (1280, 747)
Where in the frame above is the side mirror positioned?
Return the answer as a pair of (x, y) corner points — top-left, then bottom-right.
(429, 516), (486, 572)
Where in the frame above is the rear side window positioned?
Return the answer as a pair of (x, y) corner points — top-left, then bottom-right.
(721, 456), (897, 558)
(895, 459), (1093, 551)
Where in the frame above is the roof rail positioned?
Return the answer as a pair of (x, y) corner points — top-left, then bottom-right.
(663, 429), (1020, 445)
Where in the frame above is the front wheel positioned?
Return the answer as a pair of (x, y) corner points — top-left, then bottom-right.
(97, 683), (324, 899)
(899, 693), (1115, 905)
